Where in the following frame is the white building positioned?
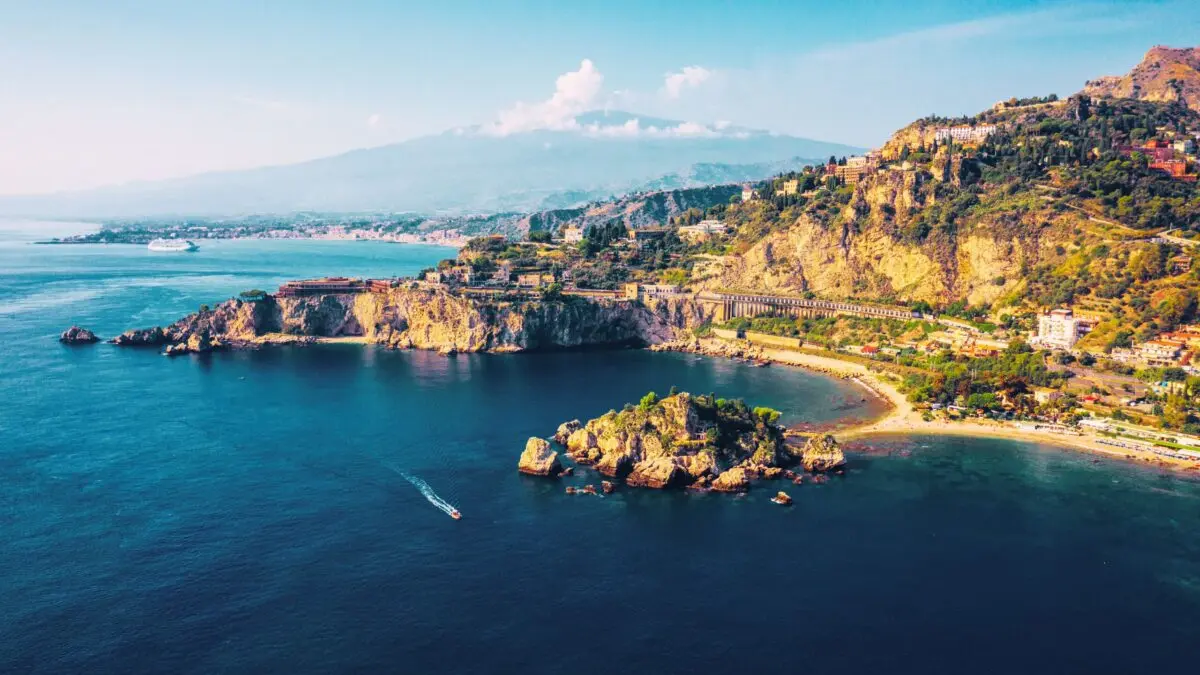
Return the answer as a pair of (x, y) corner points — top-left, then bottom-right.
(1033, 308), (1091, 350)
(934, 124), (997, 144)
(1174, 138), (1196, 155)
(561, 225), (584, 244)
(741, 187), (757, 202)
(1136, 340), (1184, 367)
(677, 219), (729, 242)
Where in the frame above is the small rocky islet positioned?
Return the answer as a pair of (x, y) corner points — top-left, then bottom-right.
(517, 391), (846, 496)
(59, 326), (99, 344)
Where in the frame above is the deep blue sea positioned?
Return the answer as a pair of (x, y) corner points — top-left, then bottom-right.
(3, 220), (1200, 673)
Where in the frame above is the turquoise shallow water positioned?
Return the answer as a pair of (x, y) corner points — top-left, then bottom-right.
(3, 220), (1200, 673)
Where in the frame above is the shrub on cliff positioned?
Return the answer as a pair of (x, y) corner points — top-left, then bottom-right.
(639, 391), (659, 411)
(753, 407), (782, 425)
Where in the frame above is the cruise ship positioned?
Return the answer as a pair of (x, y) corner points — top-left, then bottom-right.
(147, 238), (199, 252)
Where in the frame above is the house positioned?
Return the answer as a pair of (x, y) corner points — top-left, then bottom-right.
(1174, 138), (1196, 155)
(1032, 387), (1064, 405)
(1150, 159), (1195, 181)
(492, 262), (513, 284)
(1108, 347), (1138, 364)
(1032, 308), (1092, 350)
(860, 345), (879, 355)
(777, 179), (799, 196)
(561, 225), (584, 244)
(366, 279), (397, 293)
(628, 227), (669, 248)
(835, 163), (869, 185)
(1170, 255), (1193, 274)
(1136, 339), (1184, 366)
(516, 271), (555, 288)
(677, 219), (729, 242)
(741, 187), (757, 202)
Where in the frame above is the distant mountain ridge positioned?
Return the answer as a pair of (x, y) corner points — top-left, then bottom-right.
(0, 111), (863, 219)
(1084, 45), (1200, 112)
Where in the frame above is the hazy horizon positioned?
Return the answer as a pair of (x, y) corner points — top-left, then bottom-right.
(3, 0), (1200, 197)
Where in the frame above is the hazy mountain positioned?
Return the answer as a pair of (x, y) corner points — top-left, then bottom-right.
(0, 111), (862, 219)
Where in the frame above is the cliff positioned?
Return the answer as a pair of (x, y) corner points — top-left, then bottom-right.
(115, 287), (709, 354)
(1084, 45), (1200, 112)
(523, 184), (742, 235)
(700, 161), (1072, 305)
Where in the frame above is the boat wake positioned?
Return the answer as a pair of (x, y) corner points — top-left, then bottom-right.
(387, 464), (461, 519)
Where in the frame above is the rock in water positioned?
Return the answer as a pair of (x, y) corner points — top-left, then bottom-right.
(626, 457), (689, 489)
(59, 326), (98, 344)
(186, 329), (213, 353)
(110, 326), (168, 346)
(518, 437), (563, 476)
(800, 434), (846, 472)
(554, 420), (582, 445)
(711, 467), (750, 492)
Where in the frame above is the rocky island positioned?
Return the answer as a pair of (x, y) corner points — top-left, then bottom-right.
(520, 391), (845, 492)
(59, 326), (99, 344)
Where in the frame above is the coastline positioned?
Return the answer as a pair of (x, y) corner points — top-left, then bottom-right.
(659, 338), (1200, 473)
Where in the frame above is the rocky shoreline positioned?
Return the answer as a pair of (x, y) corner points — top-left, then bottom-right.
(102, 287), (711, 357)
(517, 391), (847, 496)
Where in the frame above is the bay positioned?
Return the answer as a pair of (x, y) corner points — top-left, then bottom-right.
(2, 220), (1199, 673)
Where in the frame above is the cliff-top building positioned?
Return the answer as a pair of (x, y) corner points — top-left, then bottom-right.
(677, 219), (729, 242)
(934, 124), (997, 144)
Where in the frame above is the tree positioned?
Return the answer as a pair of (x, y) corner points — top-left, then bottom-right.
(753, 407), (782, 425)
(638, 391), (659, 411)
(527, 230), (552, 243)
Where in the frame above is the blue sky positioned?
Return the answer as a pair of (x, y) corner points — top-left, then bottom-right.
(2, 0), (1199, 194)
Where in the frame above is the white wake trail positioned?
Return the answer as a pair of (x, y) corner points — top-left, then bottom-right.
(386, 464), (459, 517)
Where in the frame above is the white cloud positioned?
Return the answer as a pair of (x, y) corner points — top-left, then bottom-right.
(579, 118), (723, 139)
(662, 66), (712, 99)
(485, 59), (604, 136)
(367, 113), (381, 128)
(665, 121), (716, 138)
(582, 118), (643, 138)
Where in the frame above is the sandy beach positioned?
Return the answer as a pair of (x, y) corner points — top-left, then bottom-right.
(681, 339), (1200, 472)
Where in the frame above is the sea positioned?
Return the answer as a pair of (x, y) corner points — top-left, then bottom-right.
(2, 219), (1200, 673)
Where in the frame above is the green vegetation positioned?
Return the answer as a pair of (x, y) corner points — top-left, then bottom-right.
(720, 314), (936, 349)
(897, 342), (1068, 409)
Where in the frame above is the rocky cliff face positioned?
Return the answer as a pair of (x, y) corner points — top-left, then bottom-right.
(121, 287), (706, 354)
(701, 165), (1071, 304)
(523, 184), (743, 235)
(1084, 45), (1200, 112)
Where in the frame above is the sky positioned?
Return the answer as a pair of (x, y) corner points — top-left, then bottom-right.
(2, 0), (1199, 195)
